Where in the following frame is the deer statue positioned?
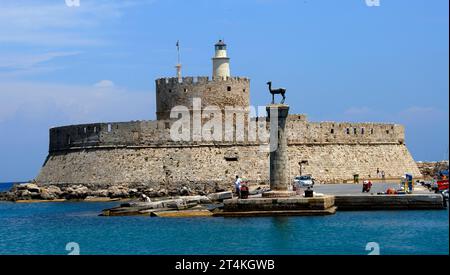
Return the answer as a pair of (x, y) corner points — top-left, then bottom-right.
(267, 81), (286, 104)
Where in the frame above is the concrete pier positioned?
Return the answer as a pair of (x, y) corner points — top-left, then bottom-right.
(217, 196), (337, 217)
(334, 194), (446, 210)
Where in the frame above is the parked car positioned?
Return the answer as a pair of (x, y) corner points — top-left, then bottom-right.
(293, 175), (314, 189)
(442, 189), (448, 199)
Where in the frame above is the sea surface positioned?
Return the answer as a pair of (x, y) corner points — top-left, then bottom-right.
(0, 193), (448, 255)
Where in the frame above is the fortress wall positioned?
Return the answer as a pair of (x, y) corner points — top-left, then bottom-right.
(98, 121), (141, 145)
(286, 116), (404, 144)
(50, 122), (143, 151)
(36, 145), (269, 191)
(37, 142), (421, 189)
(50, 123), (101, 151)
(43, 115), (420, 188)
(156, 77), (250, 120)
(49, 118), (407, 152)
(288, 143), (421, 183)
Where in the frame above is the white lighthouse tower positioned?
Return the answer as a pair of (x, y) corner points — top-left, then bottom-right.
(212, 40), (230, 79)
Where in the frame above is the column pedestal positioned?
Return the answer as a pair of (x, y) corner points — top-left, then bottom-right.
(262, 104), (296, 198)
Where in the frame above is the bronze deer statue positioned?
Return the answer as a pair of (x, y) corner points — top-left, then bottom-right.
(267, 81), (286, 104)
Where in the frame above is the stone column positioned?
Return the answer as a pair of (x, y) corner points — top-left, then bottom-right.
(263, 104), (295, 198)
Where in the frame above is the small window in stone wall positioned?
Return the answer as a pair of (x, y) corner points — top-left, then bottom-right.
(84, 127), (87, 134)
(346, 128), (350, 134)
(225, 156), (238, 161)
(227, 86), (231, 91)
(386, 130), (390, 134)
(169, 89), (172, 93)
(371, 129), (374, 134)
(243, 88), (246, 92)
(330, 129), (334, 134)
(165, 122), (170, 129)
(353, 128), (357, 135)
(184, 88), (188, 93)
(361, 128), (365, 135)
(94, 126), (97, 133)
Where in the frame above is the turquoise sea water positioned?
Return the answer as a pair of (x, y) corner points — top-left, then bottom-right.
(0, 199), (448, 255)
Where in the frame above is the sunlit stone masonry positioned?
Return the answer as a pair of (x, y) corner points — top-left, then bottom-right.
(36, 40), (422, 194)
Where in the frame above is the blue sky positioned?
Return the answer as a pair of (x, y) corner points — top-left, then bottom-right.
(0, 0), (448, 182)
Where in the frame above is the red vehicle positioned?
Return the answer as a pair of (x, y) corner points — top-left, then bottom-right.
(433, 170), (449, 191)
(436, 179), (449, 191)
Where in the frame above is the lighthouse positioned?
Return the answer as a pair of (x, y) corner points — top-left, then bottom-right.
(212, 40), (230, 79)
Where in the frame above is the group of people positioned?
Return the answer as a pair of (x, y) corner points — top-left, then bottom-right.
(234, 175), (249, 199)
(376, 168), (386, 180)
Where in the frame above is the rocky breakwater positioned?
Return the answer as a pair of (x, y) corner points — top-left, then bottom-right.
(101, 192), (234, 217)
(0, 183), (63, 201)
(416, 161), (449, 179)
(0, 181), (233, 202)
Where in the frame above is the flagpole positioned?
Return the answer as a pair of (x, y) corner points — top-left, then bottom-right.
(176, 40), (182, 82)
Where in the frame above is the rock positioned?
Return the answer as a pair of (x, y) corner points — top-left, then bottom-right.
(108, 186), (129, 198)
(91, 189), (109, 197)
(129, 188), (139, 196)
(40, 185), (62, 199)
(26, 184), (41, 193)
(63, 185), (89, 200)
(157, 189), (167, 197)
(207, 191), (233, 201)
(163, 199), (187, 210)
(179, 186), (191, 196)
(249, 186), (270, 195)
(19, 190), (32, 198)
(182, 195), (212, 204)
(16, 184), (28, 191)
(40, 191), (56, 200)
(168, 189), (180, 196)
(15, 183), (40, 193)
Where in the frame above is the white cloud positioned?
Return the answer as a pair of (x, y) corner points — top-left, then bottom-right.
(0, 81), (154, 125)
(0, 51), (81, 78)
(0, 0), (153, 46)
(94, 80), (115, 88)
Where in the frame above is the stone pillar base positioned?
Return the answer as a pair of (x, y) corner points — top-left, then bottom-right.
(262, 191), (297, 198)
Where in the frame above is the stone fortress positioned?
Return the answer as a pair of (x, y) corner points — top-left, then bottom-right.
(35, 40), (422, 194)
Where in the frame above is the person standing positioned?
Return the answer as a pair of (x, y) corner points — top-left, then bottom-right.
(234, 175), (242, 197)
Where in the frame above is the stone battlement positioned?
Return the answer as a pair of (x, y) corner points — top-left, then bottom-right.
(48, 118), (405, 152)
(155, 76), (250, 85)
(156, 76), (250, 120)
